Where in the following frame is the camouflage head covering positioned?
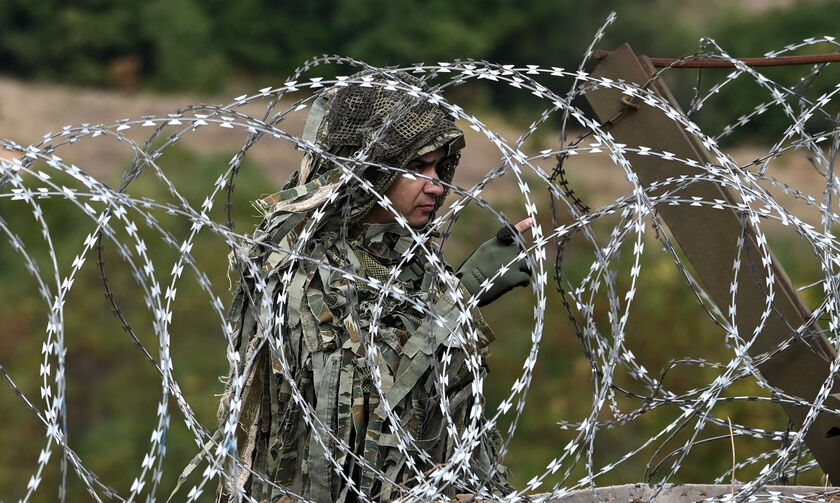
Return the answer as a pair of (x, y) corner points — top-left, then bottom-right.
(262, 71), (465, 226)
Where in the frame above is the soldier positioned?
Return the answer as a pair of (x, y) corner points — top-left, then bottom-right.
(218, 71), (533, 503)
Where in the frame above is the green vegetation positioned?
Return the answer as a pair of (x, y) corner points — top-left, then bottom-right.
(0, 0), (690, 90)
(2, 1), (838, 140)
(695, 2), (840, 143)
(0, 147), (266, 501)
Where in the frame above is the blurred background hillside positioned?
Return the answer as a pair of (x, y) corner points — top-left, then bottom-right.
(0, 0), (821, 94)
(1, 0), (839, 500)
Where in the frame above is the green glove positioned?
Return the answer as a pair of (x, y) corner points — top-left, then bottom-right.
(457, 225), (531, 307)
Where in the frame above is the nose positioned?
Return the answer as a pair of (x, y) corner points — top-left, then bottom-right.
(423, 170), (444, 196)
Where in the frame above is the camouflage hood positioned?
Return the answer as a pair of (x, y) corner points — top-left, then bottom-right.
(258, 71), (465, 231)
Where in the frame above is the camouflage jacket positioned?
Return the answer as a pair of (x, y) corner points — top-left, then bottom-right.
(219, 212), (511, 502)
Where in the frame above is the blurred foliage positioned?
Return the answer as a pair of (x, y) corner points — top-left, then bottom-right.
(0, 0), (688, 88)
(1, 0), (838, 139)
(695, 0), (840, 144)
(0, 147), (266, 501)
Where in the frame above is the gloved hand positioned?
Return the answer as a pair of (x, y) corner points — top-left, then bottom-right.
(457, 218), (533, 307)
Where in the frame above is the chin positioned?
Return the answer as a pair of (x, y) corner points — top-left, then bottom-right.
(409, 217), (431, 228)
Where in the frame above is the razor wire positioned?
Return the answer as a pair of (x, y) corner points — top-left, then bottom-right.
(2, 26), (840, 503)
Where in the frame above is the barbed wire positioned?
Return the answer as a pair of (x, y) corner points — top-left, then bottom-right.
(2, 20), (840, 503)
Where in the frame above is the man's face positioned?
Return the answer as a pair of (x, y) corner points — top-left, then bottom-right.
(362, 147), (446, 228)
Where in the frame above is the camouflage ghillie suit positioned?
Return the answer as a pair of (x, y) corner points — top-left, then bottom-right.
(218, 73), (512, 502)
